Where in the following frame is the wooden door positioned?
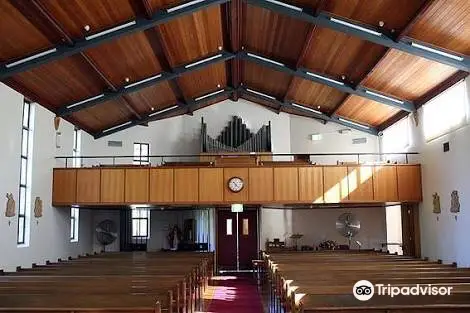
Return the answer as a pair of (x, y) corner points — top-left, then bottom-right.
(217, 210), (237, 271)
(217, 209), (258, 271)
(401, 204), (421, 257)
(238, 210), (258, 270)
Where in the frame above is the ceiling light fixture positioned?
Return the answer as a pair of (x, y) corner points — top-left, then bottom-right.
(364, 90), (404, 104)
(185, 54), (222, 69)
(84, 25), (91, 32)
(85, 21), (136, 41)
(330, 17), (383, 36)
(148, 105), (179, 117)
(410, 42), (464, 61)
(124, 73), (162, 89)
(194, 89), (225, 101)
(265, 0), (303, 12)
(291, 102), (323, 115)
(66, 94), (104, 109)
(338, 117), (370, 129)
(246, 52), (285, 67)
(167, 0), (205, 13)
(246, 88), (276, 100)
(306, 72), (345, 86)
(6, 48), (57, 68)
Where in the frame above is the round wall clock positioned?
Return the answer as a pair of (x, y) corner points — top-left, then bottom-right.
(228, 177), (244, 193)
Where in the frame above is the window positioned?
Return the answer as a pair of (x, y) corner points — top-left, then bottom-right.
(226, 219), (233, 235)
(133, 143), (150, 165)
(381, 116), (411, 153)
(132, 209), (149, 238)
(70, 207), (79, 242)
(18, 101), (34, 246)
(72, 128), (81, 168)
(423, 80), (468, 141)
(242, 218), (249, 235)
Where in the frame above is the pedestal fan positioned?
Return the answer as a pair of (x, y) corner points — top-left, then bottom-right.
(336, 212), (361, 249)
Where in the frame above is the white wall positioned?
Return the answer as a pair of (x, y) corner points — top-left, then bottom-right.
(0, 83), (93, 272)
(380, 78), (470, 267)
(290, 115), (380, 164)
(260, 207), (386, 251)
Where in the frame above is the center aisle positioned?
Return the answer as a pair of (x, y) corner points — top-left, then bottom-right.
(203, 276), (265, 313)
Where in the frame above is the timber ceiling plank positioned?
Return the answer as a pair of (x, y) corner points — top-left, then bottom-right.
(147, 0), (183, 12)
(286, 77), (347, 114)
(407, 0), (470, 56)
(158, 6), (225, 67)
(71, 98), (135, 133)
(0, 1), (54, 62)
(125, 81), (177, 115)
(336, 96), (401, 127)
(10, 55), (107, 109)
(242, 60), (292, 99)
(177, 62), (228, 99)
(40, 0), (138, 39)
(243, 3), (311, 67)
(84, 32), (163, 88)
(362, 49), (458, 101)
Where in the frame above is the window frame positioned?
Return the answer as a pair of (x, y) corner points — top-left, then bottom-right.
(18, 100), (33, 246)
(70, 207), (79, 242)
(72, 128), (81, 168)
(133, 142), (150, 165)
(132, 209), (149, 238)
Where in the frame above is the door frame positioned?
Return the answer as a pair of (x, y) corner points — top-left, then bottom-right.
(215, 207), (260, 273)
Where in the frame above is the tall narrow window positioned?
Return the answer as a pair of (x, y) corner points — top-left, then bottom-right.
(132, 209), (149, 238)
(70, 207), (79, 242)
(133, 143), (150, 165)
(72, 128), (81, 168)
(18, 100), (34, 246)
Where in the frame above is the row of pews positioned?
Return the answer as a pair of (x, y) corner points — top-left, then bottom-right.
(0, 252), (213, 313)
(264, 250), (470, 313)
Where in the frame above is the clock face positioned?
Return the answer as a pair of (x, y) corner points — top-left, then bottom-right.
(228, 177), (244, 193)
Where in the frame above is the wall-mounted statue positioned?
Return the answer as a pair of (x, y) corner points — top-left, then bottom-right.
(450, 190), (460, 213)
(34, 197), (43, 218)
(5, 193), (16, 218)
(432, 192), (441, 214)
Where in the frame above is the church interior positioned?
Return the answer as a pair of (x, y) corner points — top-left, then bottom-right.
(1, 0), (469, 312)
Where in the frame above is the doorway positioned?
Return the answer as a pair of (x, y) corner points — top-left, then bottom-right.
(217, 209), (258, 272)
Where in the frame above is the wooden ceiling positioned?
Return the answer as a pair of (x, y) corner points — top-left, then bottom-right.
(0, 0), (469, 137)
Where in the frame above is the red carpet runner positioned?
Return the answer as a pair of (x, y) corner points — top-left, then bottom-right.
(206, 276), (264, 313)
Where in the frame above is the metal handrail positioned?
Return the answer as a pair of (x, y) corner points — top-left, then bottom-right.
(55, 152), (419, 168)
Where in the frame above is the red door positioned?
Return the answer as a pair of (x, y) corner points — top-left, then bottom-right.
(217, 210), (238, 271)
(217, 209), (258, 271)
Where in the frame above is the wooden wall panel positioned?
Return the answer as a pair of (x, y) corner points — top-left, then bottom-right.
(373, 166), (398, 202)
(199, 168), (223, 202)
(52, 169), (76, 205)
(397, 165), (422, 202)
(224, 168), (249, 202)
(76, 169), (100, 203)
(174, 168), (199, 203)
(149, 168), (174, 203)
(323, 166), (348, 203)
(347, 166), (374, 202)
(248, 168), (273, 202)
(124, 169), (149, 203)
(273, 167), (299, 201)
(100, 169), (125, 203)
(298, 167), (323, 203)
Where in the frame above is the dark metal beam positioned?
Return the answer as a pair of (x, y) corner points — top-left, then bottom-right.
(229, 0), (242, 100)
(0, 0), (230, 79)
(94, 87), (235, 138)
(246, 0), (470, 72)
(57, 50), (236, 116)
(239, 86), (378, 135)
(239, 51), (415, 112)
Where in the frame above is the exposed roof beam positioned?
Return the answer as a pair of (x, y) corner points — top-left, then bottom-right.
(239, 86), (378, 135)
(94, 87), (235, 138)
(246, 0), (470, 72)
(57, 50), (236, 116)
(229, 0), (242, 100)
(0, 0), (230, 80)
(239, 51), (415, 112)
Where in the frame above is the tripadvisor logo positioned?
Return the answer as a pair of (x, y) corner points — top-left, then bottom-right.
(353, 280), (453, 301)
